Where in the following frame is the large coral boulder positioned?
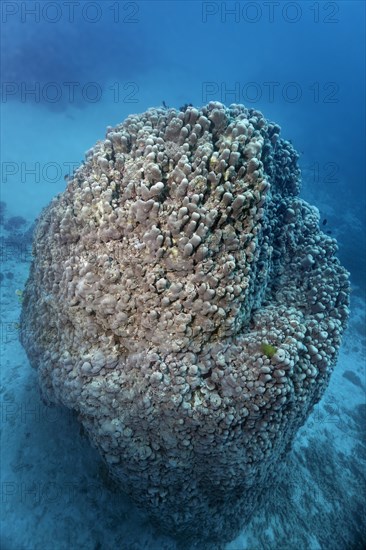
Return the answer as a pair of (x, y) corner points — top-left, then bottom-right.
(20, 102), (350, 545)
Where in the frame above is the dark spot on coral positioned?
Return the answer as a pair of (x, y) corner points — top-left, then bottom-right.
(202, 368), (212, 379)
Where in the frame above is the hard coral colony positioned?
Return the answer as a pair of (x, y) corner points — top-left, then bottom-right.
(20, 102), (350, 546)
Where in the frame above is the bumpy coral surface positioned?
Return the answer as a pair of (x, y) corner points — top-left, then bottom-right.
(20, 102), (350, 545)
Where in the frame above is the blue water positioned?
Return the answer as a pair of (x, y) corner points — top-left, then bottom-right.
(1, 1), (365, 549)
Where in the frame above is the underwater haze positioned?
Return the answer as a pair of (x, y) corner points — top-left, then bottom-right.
(0, 1), (365, 549)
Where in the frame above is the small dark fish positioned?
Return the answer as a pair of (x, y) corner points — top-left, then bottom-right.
(162, 100), (168, 109)
(326, 230), (332, 234)
(322, 219), (328, 226)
